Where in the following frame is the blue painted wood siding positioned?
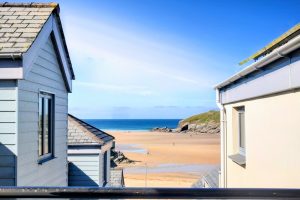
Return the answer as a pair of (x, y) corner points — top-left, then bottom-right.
(0, 80), (17, 186)
(17, 35), (68, 186)
(103, 150), (111, 186)
(68, 154), (102, 186)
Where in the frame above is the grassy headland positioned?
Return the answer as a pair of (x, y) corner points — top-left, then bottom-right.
(179, 110), (220, 126)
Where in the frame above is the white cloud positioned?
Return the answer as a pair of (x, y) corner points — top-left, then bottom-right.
(64, 15), (219, 89)
(64, 12), (221, 118)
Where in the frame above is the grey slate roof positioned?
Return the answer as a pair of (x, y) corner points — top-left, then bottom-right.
(0, 3), (56, 54)
(192, 166), (220, 188)
(202, 166), (220, 188)
(68, 114), (114, 146)
(0, 3), (75, 79)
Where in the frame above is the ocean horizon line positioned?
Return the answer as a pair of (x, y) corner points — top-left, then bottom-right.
(83, 118), (182, 120)
(83, 119), (182, 131)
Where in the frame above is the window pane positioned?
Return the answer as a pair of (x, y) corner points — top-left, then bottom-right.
(44, 98), (49, 154)
(103, 152), (107, 183)
(47, 98), (52, 154)
(239, 112), (245, 149)
(38, 97), (43, 156)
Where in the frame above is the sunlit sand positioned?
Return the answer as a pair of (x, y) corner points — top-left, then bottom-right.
(109, 131), (220, 187)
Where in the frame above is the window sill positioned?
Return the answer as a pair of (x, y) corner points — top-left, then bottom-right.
(228, 153), (246, 167)
(38, 154), (56, 165)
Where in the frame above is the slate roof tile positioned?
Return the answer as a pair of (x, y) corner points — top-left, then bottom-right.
(0, 3), (55, 54)
(11, 23), (28, 28)
(0, 7), (10, 11)
(68, 114), (114, 145)
(27, 23), (42, 28)
(0, 27), (16, 32)
(4, 32), (21, 37)
(2, 15), (18, 20)
(9, 7), (25, 11)
(17, 15), (33, 20)
(6, 19), (23, 24)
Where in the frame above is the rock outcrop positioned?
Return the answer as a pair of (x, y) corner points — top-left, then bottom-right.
(111, 150), (135, 165)
(151, 110), (220, 134)
(176, 121), (220, 134)
(151, 127), (173, 132)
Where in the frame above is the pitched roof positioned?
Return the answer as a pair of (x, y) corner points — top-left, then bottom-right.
(202, 166), (220, 188)
(0, 3), (75, 80)
(192, 166), (220, 188)
(239, 23), (300, 65)
(0, 3), (57, 54)
(68, 114), (114, 146)
(215, 23), (300, 90)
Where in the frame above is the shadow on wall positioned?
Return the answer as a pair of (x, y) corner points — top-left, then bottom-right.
(0, 143), (16, 186)
(68, 162), (99, 187)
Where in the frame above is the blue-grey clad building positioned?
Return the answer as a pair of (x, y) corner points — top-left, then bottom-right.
(68, 114), (115, 187)
(0, 3), (75, 186)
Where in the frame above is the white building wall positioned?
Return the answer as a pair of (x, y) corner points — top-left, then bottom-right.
(223, 90), (300, 188)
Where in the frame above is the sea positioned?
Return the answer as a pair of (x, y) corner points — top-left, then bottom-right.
(83, 119), (181, 131)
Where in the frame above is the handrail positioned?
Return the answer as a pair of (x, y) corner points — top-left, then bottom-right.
(0, 187), (300, 199)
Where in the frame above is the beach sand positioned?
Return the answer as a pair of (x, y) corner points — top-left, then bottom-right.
(108, 131), (220, 187)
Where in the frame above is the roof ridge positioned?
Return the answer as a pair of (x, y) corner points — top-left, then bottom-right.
(0, 2), (58, 8)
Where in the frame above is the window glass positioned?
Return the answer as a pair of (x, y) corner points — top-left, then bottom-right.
(237, 107), (245, 154)
(48, 98), (52, 154)
(38, 97), (43, 156)
(103, 151), (107, 184)
(44, 98), (49, 155)
(38, 92), (54, 160)
(239, 111), (245, 149)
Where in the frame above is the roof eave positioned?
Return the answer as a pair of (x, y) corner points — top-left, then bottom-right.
(239, 23), (300, 66)
(68, 144), (103, 148)
(215, 33), (300, 90)
(0, 53), (22, 59)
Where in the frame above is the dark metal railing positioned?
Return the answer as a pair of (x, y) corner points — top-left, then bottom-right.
(0, 187), (300, 199)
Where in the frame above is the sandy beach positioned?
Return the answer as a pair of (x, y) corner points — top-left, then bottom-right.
(108, 131), (220, 187)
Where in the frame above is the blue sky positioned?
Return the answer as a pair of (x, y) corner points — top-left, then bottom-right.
(15, 0), (300, 118)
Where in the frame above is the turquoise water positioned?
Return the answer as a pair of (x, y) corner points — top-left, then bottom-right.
(83, 119), (181, 131)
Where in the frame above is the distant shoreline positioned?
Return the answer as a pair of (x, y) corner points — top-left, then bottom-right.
(84, 119), (180, 132)
(102, 129), (150, 132)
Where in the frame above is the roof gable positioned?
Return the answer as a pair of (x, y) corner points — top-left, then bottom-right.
(68, 114), (114, 146)
(0, 3), (75, 92)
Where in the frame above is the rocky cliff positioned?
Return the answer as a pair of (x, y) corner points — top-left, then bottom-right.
(152, 110), (220, 134)
(176, 110), (220, 134)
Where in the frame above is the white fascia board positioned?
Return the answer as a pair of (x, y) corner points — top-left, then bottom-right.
(68, 148), (100, 155)
(52, 14), (73, 92)
(0, 67), (23, 79)
(22, 14), (73, 92)
(99, 141), (113, 153)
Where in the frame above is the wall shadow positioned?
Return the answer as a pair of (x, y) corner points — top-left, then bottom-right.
(0, 142), (16, 186)
(68, 162), (99, 187)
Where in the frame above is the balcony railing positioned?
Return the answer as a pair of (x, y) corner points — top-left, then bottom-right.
(0, 187), (300, 199)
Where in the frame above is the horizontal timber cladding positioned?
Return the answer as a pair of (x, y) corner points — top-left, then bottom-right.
(17, 35), (68, 186)
(0, 80), (17, 186)
(68, 153), (101, 187)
